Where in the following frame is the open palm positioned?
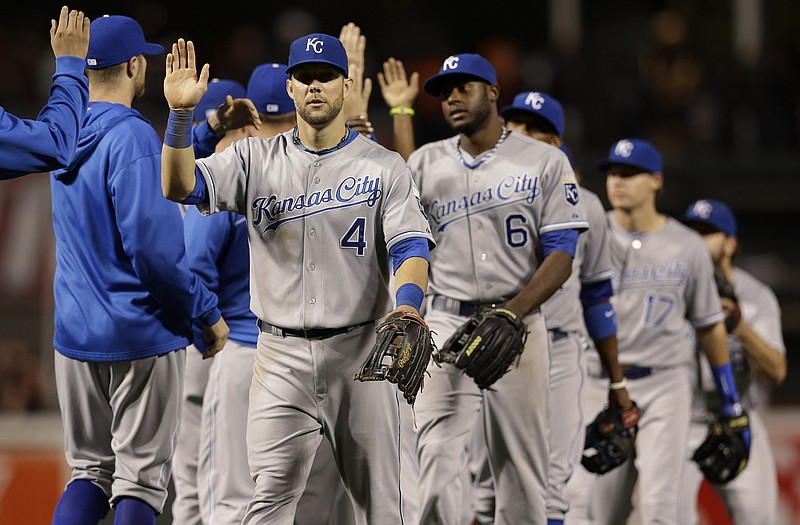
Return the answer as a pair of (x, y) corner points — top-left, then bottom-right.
(164, 38), (210, 110)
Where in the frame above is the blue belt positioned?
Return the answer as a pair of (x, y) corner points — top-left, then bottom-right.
(431, 294), (502, 317)
(257, 319), (373, 340)
(603, 366), (653, 380)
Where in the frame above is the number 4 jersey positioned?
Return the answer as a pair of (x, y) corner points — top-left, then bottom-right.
(195, 130), (433, 329)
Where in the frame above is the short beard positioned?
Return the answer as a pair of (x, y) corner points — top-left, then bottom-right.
(297, 92), (343, 127)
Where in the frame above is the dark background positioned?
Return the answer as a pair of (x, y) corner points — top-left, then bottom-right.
(0, 0), (798, 407)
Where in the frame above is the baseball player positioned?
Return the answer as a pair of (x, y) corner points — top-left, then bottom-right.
(171, 77), (249, 525)
(679, 199), (786, 525)
(160, 34), (434, 525)
(465, 91), (632, 525)
(409, 54), (588, 525)
(187, 63), (297, 525)
(48, 15), (230, 525)
(564, 139), (749, 525)
(0, 6), (89, 179)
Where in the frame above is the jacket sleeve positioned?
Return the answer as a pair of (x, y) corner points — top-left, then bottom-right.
(109, 150), (221, 327)
(0, 56), (88, 179)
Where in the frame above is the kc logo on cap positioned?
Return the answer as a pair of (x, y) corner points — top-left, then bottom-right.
(443, 56), (460, 71)
(614, 139), (635, 158)
(526, 92), (545, 110)
(306, 38), (324, 53)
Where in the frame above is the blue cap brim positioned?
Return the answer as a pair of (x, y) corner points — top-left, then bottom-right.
(423, 73), (489, 96)
(286, 59), (347, 77)
(143, 42), (164, 56)
(596, 159), (658, 173)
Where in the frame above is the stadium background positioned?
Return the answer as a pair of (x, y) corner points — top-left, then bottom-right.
(0, 0), (797, 523)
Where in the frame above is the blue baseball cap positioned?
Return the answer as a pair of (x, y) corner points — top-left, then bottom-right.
(286, 34), (348, 77)
(423, 54), (497, 96)
(86, 15), (164, 70)
(194, 79), (246, 122)
(597, 138), (663, 174)
(500, 91), (565, 136)
(682, 199), (738, 237)
(247, 63), (294, 115)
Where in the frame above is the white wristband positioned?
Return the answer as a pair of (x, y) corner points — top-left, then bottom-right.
(609, 378), (628, 390)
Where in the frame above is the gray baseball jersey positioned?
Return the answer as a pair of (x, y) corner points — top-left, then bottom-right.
(681, 267), (785, 525)
(409, 132), (587, 525)
(195, 130), (433, 329)
(543, 187), (613, 332)
(605, 215), (724, 367)
(409, 132), (588, 302)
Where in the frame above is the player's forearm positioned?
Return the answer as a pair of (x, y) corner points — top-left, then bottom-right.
(161, 145), (197, 201)
(504, 250), (572, 317)
(392, 114), (416, 161)
(734, 322), (787, 384)
(395, 256), (429, 294)
(594, 334), (624, 383)
(697, 322), (731, 367)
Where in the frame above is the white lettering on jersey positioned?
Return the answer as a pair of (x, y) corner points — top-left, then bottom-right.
(427, 173), (540, 232)
(306, 38), (323, 53)
(252, 175), (382, 232)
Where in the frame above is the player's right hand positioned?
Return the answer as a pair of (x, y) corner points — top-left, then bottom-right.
(50, 6), (90, 60)
(164, 38), (210, 111)
(202, 316), (230, 359)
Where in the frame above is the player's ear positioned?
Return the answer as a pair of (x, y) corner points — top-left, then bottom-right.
(487, 84), (500, 103)
(725, 236), (738, 259)
(127, 56), (138, 79)
(342, 75), (354, 99)
(286, 78), (295, 101)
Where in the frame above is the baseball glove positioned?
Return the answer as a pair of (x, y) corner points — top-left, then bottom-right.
(354, 310), (436, 405)
(692, 412), (750, 484)
(447, 308), (527, 390)
(582, 402), (640, 475)
(714, 269), (742, 333)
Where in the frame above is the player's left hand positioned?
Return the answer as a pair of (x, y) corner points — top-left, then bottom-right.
(201, 316), (230, 359)
(693, 409), (750, 483)
(346, 113), (374, 137)
(354, 308), (436, 405)
(378, 58), (420, 110)
(50, 6), (90, 60)
(164, 38), (210, 111)
(208, 96), (261, 136)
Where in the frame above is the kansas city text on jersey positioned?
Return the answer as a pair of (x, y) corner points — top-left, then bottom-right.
(614, 260), (689, 289)
(428, 172), (542, 232)
(252, 174), (382, 233)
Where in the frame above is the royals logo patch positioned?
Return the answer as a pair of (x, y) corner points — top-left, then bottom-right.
(564, 182), (579, 206)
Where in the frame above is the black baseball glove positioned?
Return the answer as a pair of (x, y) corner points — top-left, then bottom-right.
(442, 308), (527, 390)
(714, 269), (742, 333)
(354, 310), (436, 405)
(582, 402), (640, 475)
(692, 412), (751, 484)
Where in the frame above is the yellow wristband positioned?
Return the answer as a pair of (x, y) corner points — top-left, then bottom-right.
(389, 106), (415, 117)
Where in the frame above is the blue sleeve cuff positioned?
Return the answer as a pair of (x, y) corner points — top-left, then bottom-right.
(389, 237), (430, 274)
(54, 55), (86, 76)
(580, 279), (614, 306)
(192, 120), (220, 158)
(180, 168), (209, 205)
(541, 228), (579, 258)
(583, 302), (617, 340)
(199, 306), (222, 328)
(712, 362), (742, 415)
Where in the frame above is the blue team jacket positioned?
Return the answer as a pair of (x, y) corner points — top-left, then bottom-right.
(183, 207), (258, 353)
(0, 56), (88, 179)
(50, 102), (220, 361)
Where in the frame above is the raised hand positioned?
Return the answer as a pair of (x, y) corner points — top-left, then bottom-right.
(339, 22), (372, 117)
(164, 38), (210, 110)
(378, 58), (419, 109)
(50, 6), (90, 60)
